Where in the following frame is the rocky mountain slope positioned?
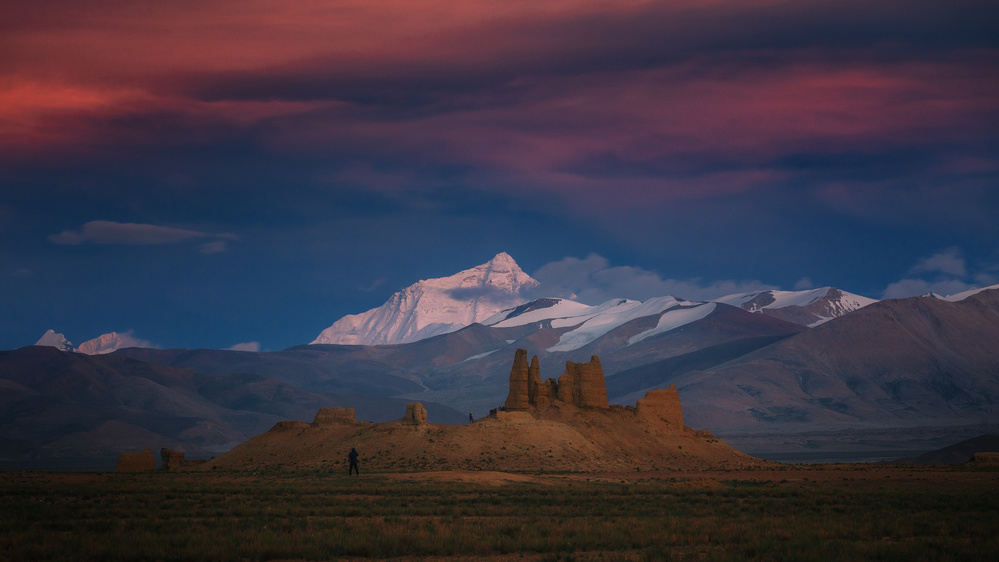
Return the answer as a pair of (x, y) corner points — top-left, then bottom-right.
(636, 289), (999, 452)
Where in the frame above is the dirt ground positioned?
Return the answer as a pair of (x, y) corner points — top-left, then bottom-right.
(22, 462), (999, 490)
(378, 463), (999, 489)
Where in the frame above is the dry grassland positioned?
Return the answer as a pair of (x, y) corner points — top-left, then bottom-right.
(3, 463), (997, 561)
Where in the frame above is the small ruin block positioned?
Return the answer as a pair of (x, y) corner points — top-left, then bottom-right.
(636, 386), (684, 432)
(116, 448), (156, 472)
(312, 407), (356, 426)
(404, 402), (428, 425)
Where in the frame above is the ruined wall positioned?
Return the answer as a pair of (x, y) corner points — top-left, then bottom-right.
(116, 448), (156, 472)
(636, 386), (684, 432)
(160, 448), (207, 471)
(558, 357), (609, 409)
(160, 448), (185, 471)
(312, 407), (356, 426)
(502, 349), (609, 410)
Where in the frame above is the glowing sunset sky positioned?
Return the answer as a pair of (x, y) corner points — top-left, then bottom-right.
(2, 1), (998, 351)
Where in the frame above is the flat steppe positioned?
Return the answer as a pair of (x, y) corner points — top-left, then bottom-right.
(4, 463), (997, 561)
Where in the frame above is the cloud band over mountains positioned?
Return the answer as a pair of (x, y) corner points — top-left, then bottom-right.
(49, 221), (238, 253)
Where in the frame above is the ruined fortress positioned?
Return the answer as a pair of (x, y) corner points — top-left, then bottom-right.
(161, 347), (745, 472)
(503, 349), (608, 410)
(500, 348), (686, 433)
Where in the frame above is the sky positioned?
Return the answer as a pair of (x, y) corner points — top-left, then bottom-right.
(2, 0), (998, 352)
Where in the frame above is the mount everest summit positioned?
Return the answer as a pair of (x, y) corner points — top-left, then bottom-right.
(311, 252), (539, 346)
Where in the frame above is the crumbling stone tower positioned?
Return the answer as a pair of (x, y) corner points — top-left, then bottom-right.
(503, 348), (609, 410)
(504, 349), (532, 410)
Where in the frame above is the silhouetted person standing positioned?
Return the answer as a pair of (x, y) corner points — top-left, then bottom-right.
(469, 412), (474, 423)
(348, 447), (359, 476)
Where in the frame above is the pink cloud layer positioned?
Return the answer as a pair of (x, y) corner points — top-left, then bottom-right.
(2, 1), (996, 210)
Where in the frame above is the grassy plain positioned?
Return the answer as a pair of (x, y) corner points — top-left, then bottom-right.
(2, 464), (997, 561)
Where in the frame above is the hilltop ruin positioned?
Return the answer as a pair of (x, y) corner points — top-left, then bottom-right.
(501, 348), (685, 433)
(201, 348), (757, 472)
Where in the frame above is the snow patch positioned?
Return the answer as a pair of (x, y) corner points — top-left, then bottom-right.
(714, 286), (877, 326)
(628, 303), (716, 345)
(546, 296), (687, 353)
(461, 349), (500, 363)
(942, 284), (999, 302)
(486, 298), (594, 327)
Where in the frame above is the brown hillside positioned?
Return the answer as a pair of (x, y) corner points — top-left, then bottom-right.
(204, 350), (763, 472)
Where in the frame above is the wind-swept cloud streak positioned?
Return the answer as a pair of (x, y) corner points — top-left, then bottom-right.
(49, 221), (238, 248)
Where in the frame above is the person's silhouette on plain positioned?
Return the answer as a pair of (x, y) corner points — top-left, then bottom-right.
(348, 447), (359, 476)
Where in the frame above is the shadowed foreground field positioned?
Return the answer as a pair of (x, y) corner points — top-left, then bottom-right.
(2, 465), (997, 561)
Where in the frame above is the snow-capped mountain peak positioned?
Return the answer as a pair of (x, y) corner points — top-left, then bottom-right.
(713, 287), (877, 326)
(76, 332), (125, 355)
(35, 330), (74, 352)
(311, 253), (540, 346)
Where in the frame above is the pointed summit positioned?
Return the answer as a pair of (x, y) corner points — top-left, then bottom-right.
(35, 330), (75, 352)
(312, 253), (539, 346)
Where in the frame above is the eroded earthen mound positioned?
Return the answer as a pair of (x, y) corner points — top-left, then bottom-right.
(204, 349), (763, 472)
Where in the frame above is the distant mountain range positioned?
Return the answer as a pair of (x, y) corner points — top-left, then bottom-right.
(9, 253), (999, 462)
(34, 330), (146, 355)
(714, 287), (877, 327)
(32, 254), (879, 354)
